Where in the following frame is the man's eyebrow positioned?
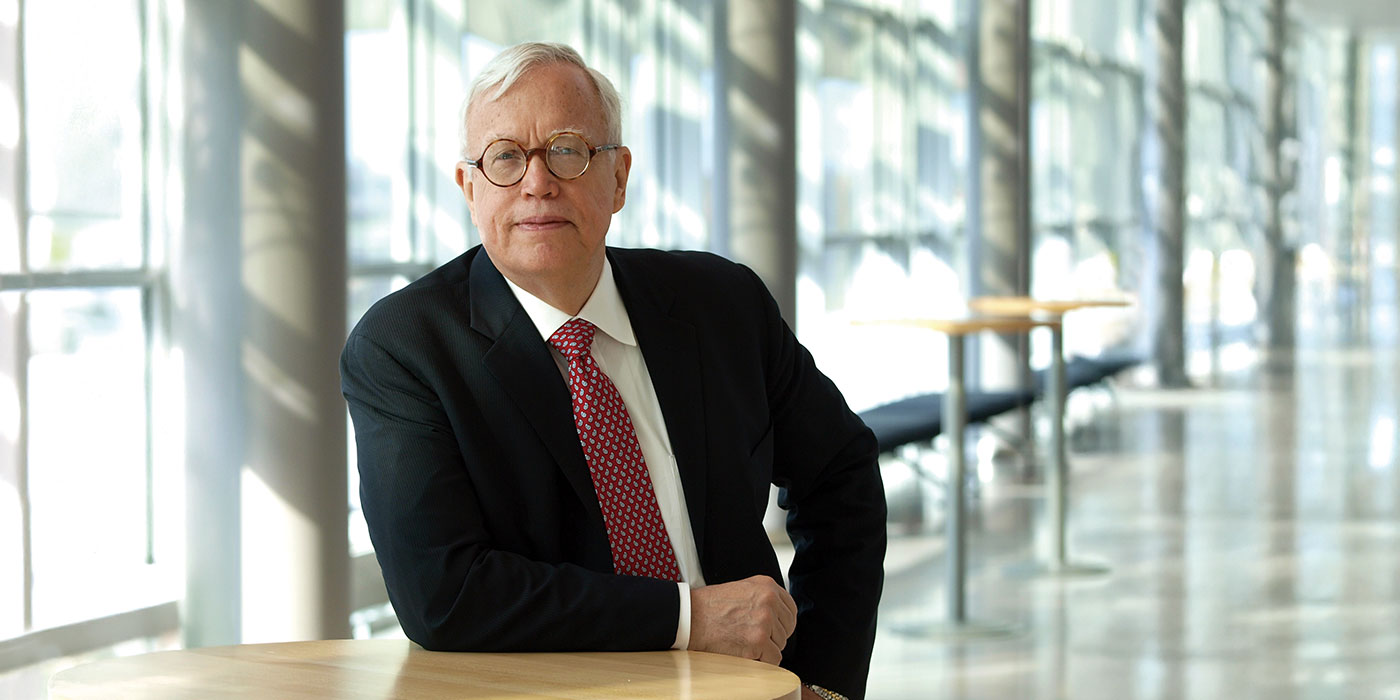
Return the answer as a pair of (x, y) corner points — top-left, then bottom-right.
(478, 127), (593, 145)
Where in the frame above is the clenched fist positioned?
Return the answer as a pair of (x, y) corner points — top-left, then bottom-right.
(689, 575), (798, 665)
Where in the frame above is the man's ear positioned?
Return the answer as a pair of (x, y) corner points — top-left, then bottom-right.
(456, 161), (478, 225)
(611, 147), (632, 213)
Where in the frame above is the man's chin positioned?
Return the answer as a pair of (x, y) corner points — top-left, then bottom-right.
(513, 246), (601, 277)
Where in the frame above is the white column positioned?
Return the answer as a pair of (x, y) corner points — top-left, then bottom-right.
(238, 0), (350, 642)
(179, 0), (246, 647)
(180, 0), (349, 645)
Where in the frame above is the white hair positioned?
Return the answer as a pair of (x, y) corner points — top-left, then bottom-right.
(458, 42), (623, 159)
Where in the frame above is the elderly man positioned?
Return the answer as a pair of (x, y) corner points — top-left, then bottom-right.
(341, 42), (885, 700)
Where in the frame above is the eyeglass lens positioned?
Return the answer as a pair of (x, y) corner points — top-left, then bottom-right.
(482, 133), (592, 185)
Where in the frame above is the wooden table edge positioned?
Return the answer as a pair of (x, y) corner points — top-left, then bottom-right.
(48, 641), (802, 700)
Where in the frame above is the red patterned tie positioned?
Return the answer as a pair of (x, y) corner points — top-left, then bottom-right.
(549, 318), (682, 581)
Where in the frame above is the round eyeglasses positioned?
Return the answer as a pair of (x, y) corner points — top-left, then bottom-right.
(464, 131), (622, 187)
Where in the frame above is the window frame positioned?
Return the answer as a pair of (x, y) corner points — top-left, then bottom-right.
(0, 0), (177, 666)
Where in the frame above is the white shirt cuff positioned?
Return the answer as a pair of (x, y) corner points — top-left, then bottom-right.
(672, 581), (691, 649)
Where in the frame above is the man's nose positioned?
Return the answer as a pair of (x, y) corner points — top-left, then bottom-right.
(519, 149), (559, 196)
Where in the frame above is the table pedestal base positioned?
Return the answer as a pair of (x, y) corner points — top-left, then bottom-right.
(892, 619), (1022, 641)
(1004, 559), (1111, 579)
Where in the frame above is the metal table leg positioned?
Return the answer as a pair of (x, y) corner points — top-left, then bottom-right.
(1009, 323), (1109, 579)
(1049, 323), (1067, 566)
(945, 335), (967, 622)
(899, 334), (1017, 639)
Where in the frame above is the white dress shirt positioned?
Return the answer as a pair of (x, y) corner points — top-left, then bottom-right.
(501, 258), (706, 649)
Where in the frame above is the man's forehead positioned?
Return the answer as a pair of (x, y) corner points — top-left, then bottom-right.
(466, 62), (607, 140)
(477, 125), (593, 144)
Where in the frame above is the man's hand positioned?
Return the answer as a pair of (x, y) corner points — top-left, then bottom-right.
(689, 575), (798, 665)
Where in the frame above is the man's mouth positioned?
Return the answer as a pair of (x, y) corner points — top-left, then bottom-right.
(517, 216), (570, 231)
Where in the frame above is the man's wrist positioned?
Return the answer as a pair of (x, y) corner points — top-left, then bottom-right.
(805, 684), (848, 700)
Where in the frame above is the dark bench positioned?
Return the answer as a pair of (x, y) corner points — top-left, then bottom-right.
(860, 350), (1141, 454)
(859, 390), (1036, 454)
(1032, 350), (1142, 394)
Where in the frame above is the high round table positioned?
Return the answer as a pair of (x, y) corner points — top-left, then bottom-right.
(48, 639), (801, 699)
(968, 296), (1131, 576)
(859, 313), (1058, 636)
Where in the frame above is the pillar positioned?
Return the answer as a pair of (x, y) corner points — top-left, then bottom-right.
(726, 0), (798, 324)
(179, 0), (245, 647)
(1259, 0), (1296, 350)
(1141, 0), (1189, 386)
(967, 0), (1032, 392)
(238, 0), (350, 642)
(180, 0), (349, 646)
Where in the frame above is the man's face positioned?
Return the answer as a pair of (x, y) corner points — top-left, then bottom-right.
(457, 62), (631, 296)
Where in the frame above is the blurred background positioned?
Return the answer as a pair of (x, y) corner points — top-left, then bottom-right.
(1, 0), (1398, 696)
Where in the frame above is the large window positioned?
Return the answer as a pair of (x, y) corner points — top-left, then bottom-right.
(1180, 0), (1264, 362)
(797, 0), (969, 411)
(1030, 0), (1147, 362)
(1, 0), (178, 644)
(1031, 0), (1344, 367)
(1364, 42), (1397, 332)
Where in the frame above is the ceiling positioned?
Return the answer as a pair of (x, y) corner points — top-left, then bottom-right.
(1292, 0), (1400, 31)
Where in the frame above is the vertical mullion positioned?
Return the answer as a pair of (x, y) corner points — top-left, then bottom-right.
(138, 0), (158, 567)
(17, 292), (31, 632)
(16, 0), (27, 280)
(139, 0), (152, 272)
(709, 0), (728, 256)
(14, 0), (32, 634)
(406, 0), (421, 265)
(143, 280), (157, 565)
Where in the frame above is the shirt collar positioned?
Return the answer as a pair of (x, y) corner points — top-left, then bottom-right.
(501, 256), (638, 347)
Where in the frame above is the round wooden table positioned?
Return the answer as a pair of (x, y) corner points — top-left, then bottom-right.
(48, 639), (802, 699)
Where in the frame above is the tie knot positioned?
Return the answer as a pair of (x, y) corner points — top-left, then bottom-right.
(548, 318), (597, 359)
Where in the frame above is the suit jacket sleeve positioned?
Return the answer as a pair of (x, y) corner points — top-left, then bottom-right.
(341, 329), (680, 652)
(747, 267), (887, 699)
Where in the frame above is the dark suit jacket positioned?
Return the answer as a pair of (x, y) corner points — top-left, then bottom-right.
(341, 245), (886, 697)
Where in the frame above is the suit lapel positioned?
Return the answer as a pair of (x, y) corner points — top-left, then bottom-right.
(610, 250), (710, 558)
(468, 250), (603, 522)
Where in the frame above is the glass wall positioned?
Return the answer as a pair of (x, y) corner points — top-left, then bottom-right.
(1365, 42), (1397, 334)
(797, 0), (969, 411)
(1032, 0), (1144, 357)
(1181, 0), (1265, 368)
(1029, 0), (1347, 370)
(1, 0), (179, 641)
(1295, 28), (1362, 340)
(795, 0), (1353, 403)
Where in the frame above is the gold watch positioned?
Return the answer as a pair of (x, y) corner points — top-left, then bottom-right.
(805, 684), (849, 700)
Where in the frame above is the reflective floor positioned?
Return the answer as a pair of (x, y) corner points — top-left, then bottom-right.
(863, 307), (1400, 698)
